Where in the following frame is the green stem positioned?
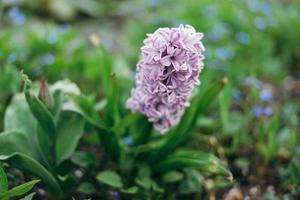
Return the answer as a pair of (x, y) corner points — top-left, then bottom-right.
(0, 0), (4, 29)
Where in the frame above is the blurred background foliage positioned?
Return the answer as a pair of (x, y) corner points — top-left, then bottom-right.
(0, 0), (300, 199)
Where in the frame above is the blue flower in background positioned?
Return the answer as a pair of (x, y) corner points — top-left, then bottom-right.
(260, 89), (272, 102)
(215, 47), (235, 60)
(243, 77), (261, 88)
(42, 54), (55, 65)
(207, 32), (221, 43)
(60, 24), (70, 33)
(111, 191), (120, 198)
(7, 54), (17, 64)
(48, 31), (59, 44)
(150, 0), (161, 6)
(232, 89), (242, 102)
(236, 32), (251, 45)
(253, 105), (263, 117)
(207, 59), (226, 70)
(247, 0), (260, 12)
(207, 23), (230, 43)
(9, 7), (26, 26)
(202, 5), (218, 17)
(124, 136), (132, 145)
(264, 106), (273, 116)
(260, 2), (272, 15)
(254, 17), (267, 30)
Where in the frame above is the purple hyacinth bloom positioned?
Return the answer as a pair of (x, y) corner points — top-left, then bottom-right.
(126, 25), (205, 133)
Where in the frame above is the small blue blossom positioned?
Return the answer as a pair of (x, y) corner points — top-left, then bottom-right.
(243, 77), (261, 88)
(150, 0), (161, 6)
(260, 89), (272, 102)
(247, 0), (258, 11)
(208, 23), (230, 43)
(253, 105), (264, 117)
(47, 31), (59, 44)
(202, 5), (218, 17)
(9, 7), (26, 26)
(207, 59), (226, 70)
(254, 17), (267, 30)
(111, 191), (120, 198)
(153, 17), (163, 25)
(260, 2), (272, 15)
(236, 32), (251, 45)
(207, 32), (221, 43)
(124, 136), (132, 145)
(264, 107), (273, 116)
(7, 54), (17, 64)
(60, 24), (70, 33)
(215, 47), (235, 60)
(42, 54), (55, 65)
(232, 89), (242, 102)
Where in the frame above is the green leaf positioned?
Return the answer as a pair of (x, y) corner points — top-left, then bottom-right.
(25, 91), (57, 138)
(113, 112), (141, 133)
(97, 48), (113, 96)
(0, 166), (8, 195)
(162, 171), (184, 183)
(71, 151), (96, 167)
(70, 94), (122, 162)
(0, 65), (20, 99)
(179, 169), (203, 194)
(51, 90), (64, 117)
(150, 78), (228, 161)
(135, 177), (152, 190)
(4, 93), (37, 135)
(96, 170), (123, 188)
(132, 115), (153, 146)
(19, 192), (36, 200)
(151, 181), (164, 193)
(55, 111), (85, 165)
(0, 180), (39, 199)
(105, 74), (119, 127)
(98, 129), (122, 162)
(0, 153), (62, 199)
(3, 94), (50, 167)
(121, 186), (138, 194)
(179, 179), (201, 194)
(0, 131), (39, 161)
(22, 73), (57, 139)
(69, 94), (107, 129)
(78, 182), (96, 195)
(153, 150), (232, 180)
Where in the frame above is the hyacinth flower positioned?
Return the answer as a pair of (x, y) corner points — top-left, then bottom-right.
(126, 24), (205, 133)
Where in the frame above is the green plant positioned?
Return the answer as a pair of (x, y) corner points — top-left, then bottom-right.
(0, 73), (85, 199)
(0, 165), (39, 200)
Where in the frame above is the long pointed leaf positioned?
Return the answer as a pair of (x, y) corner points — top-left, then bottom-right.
(0, 153), (62, 199)
(0, 166), (8, 195)
(1, 180), (39, 199)
(152, 150), (232, 180)
(55, 111), (85, 165)
(105, 74), (120, 127)
(21, 73), (57, 143)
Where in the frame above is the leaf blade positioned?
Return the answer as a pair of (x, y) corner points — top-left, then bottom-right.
(96, 170), (123, 188)
(0, 166), (8, 195)
(1, 180), (39, 199)
(55, 111), (85, 165)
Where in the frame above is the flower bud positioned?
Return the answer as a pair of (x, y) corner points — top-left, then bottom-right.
(38, 80), (53, 109)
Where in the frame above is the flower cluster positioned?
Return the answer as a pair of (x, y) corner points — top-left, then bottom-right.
(126, 24), (205, 133)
